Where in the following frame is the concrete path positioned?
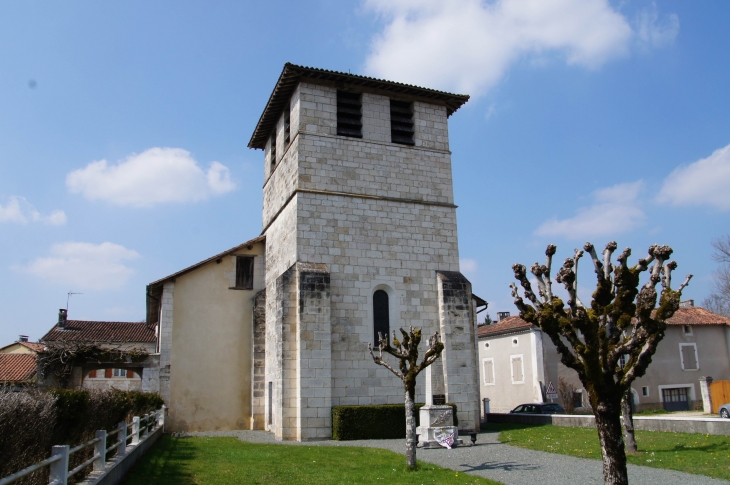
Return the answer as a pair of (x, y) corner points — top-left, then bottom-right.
(179, 429), (728, 485)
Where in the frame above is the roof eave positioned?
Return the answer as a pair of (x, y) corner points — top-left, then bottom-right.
(248, 63), (470, 150)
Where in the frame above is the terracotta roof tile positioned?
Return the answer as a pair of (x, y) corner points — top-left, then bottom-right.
(478, 316), (533, 337)
(42, 321), (156, 343)
(665, 306), (730, 326)
(0, 354), (37, 382)
(17, 341), (45, 352)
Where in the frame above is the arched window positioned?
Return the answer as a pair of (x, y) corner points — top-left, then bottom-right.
(373, 290), (390, 345)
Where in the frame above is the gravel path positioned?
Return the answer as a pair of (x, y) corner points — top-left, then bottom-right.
(178, 429), (728, 485)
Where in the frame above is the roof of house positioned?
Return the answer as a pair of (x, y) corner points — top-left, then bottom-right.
(17, 341), (46, 352)
(478, 316), (533, 338)
(248, 63), (471, 149)
(148, 234), (265, 288)
(665, 306), (730, 326)
(0, 354), (37, 382)
(477, 305), (730, 339)
(0, 341), (46, 354)
(41, 321), (156, 343)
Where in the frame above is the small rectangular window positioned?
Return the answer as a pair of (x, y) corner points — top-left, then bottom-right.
(680, 343), (699, 370)
(618, 354), (629, 368)
(573, 390), (583, 408)
(390, 99), (414, 145)
(642, 386), (649, 397)
(511, 355), (524, 384)
(112, 368), (126, 378)
(337, 91), (362, 138)
(235, 256), (254, 290)
(483, 359), (495, 385)
(284, 102), (291, 145)
(683, 325), (692, 335)
(270, 133), (277, 169)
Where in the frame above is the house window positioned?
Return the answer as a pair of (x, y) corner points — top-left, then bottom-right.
(337, 91), (362, 138)
(512, 337), (519, 347)
(680, 343), (699, 371)
(510, 355), (524, 384)
(574, 390), (583, 408)
(683, 325), (692, 336)
(618, 354), (629, 368)
(642, 386), (649, 397)
(373, 290), (390, 345)
(483, 358), (495, 385)
(269, 133), (277, 169)
(234, 256), (254, 290)
(284, 102), (291, 145)
(112, 368), (126, 378)
(390, 99), (414, 145)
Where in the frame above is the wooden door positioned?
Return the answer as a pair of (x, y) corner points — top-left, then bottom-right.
(711, 380), (730, 414)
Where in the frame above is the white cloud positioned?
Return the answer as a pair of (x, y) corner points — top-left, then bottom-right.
(460, 258), (478, 273)
(66, 147), (236, 207)
(0, 196), (67, 225)
(364, 0), (677, 97)
(535, 181), (645, 239)
(656, 143), (730, 211)
(17, 242), (140, 290)
(635, 3), (680, 49)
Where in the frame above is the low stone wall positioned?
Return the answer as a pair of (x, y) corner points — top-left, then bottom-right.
(486, 413), (730, 436)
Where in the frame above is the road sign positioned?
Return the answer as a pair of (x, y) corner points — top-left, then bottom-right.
(546, 381), (558, 399)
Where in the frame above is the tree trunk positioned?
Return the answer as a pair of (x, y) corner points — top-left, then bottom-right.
(595, 407), (629, 485)
(405, 387), (417, 470)
(621, 390), (637, 453)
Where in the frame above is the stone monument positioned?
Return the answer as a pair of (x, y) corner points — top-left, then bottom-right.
(417, 359), (463, 448)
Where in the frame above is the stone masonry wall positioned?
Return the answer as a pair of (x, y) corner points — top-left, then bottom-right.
(436, 271), (480, 432)
(158, 281), (174, 403)
(252, 290), (266, 429)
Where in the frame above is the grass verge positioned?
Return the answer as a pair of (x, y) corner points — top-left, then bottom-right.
(484, 423), (730, 480)
(122, 435), (502, 485)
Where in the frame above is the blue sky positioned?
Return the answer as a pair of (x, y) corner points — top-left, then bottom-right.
(1, 0), (729, 344)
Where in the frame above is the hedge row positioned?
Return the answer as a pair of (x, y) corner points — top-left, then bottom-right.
(0, 388), (164, 485)
(332, 403), (458, 440)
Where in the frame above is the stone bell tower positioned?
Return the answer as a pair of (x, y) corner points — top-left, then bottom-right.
(247, 63), (480, 441)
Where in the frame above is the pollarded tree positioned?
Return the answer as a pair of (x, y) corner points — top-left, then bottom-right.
(510, 242), (691, 485)
(368, 327), (443, 470)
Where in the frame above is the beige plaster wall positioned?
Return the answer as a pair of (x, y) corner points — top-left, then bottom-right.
(167, 243), (265, 432)
(0, 343), (35, 354)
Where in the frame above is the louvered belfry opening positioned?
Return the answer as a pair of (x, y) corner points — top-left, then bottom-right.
(337, 91), (362, 138)
(269, 133), (277, 169)
(390, 99), (414, 145)
(284, 102), (291, 145)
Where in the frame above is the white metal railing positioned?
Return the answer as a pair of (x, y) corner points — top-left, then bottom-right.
(0, 406), (165, 485)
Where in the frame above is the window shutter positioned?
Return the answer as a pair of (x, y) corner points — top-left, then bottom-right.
(483, 360), (494, 384)
(337, 91), (362, 138)
(88, 370), (96, 378)
(682, 345), (698, 370)
(512, 357), (523, 382)
(127, 369), (134, 378)
(390, 100), (414, 145)
(105, 368), (112, 378)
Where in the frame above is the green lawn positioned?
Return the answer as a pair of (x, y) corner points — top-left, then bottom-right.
(122, 435), (502, 485)
(484, 423), (730, 481)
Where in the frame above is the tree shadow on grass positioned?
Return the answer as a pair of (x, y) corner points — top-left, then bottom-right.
(122, 435), (197, 485)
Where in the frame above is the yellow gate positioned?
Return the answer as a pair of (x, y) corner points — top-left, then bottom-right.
(710, 380), (730, 414)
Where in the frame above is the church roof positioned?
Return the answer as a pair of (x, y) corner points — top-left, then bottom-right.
(148, 235), (265, 288)
(248, 63), (470, 149)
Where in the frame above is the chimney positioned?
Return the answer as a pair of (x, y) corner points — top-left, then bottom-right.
(58, 309), (68, 328)
(18, 335), (29, 342)
(497, 311), (510, 321)
(680, 300), (694, 308)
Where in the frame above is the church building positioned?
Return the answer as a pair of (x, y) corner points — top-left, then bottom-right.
(146, 63), (482, 440)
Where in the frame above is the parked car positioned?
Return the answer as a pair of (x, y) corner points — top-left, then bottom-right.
(719, 403), (730, 418)
(510, 403), (565, 414)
